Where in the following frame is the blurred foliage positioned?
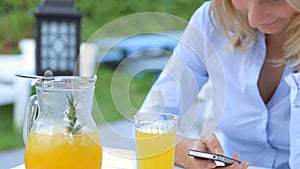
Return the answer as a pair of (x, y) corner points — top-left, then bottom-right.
(76, 0), (206, 39)
(0, 0), (40, 53)
(0, 0), (206, 150)
(0, 0), (206, 53)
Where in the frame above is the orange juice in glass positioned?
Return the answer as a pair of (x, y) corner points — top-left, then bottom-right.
(134, 113), (178, 169)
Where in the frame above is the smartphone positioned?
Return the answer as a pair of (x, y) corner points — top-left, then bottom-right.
(188, 149), (241, 166)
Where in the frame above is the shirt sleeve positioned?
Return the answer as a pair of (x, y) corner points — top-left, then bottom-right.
(138, 2), (211, 116)
(284, 73), (300, 168)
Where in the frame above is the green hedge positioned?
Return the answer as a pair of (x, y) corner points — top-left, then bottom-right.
(0, 0), (40, 53)
(76, 0), (206, 40)
(0, 0), (206, 53)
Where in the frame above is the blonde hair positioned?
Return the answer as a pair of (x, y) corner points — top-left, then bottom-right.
(288, 0), (300, 12)
(209, 0), (300, 66)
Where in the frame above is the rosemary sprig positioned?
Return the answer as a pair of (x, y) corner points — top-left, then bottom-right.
(64, 94), (82, 135)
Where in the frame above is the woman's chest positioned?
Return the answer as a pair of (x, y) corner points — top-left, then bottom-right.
(205, 45), (293, 148)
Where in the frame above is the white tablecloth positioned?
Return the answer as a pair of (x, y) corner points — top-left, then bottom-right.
(10, 164), (272, 169)
(10, 147), (270, 169)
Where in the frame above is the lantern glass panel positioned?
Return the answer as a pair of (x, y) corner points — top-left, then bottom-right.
(39, 20), (78, 74)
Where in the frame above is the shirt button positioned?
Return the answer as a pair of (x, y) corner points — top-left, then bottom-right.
(262, 112), (267, 119)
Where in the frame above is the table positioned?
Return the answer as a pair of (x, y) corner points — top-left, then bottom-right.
(10, 147), (182, 169)
(10, 147), (270, 169)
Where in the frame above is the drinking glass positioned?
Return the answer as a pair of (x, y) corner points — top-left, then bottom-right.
(134, 113), (178, 169)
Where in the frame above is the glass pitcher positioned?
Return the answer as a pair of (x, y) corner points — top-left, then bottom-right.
(23, 75), (102, 169)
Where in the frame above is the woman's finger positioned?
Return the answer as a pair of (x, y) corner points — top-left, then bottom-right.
(200, 133), (224, 155)
(187, 155), (217, 169)
(232, 153), (240, 160)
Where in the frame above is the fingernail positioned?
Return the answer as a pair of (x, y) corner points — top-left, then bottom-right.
(234, 152), (240, 159)
(206, 162), (216, 168)
(245, 162), (251, 168)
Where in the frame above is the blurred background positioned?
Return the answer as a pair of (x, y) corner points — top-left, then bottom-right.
(0, 0), (206, 154)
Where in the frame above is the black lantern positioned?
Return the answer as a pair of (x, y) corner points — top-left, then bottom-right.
(34, 0), (82, 76)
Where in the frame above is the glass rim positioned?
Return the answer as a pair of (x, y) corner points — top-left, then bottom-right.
(35, 75), (97, 90)
(134, 112), (178, 121)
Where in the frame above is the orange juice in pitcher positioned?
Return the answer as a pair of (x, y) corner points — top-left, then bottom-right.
(25, 132), (102, 169)
(22, 75), (102, 169)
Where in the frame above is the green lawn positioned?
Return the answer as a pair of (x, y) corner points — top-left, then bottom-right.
(0, 66), (157, 151)
(0, 105), (23, 150)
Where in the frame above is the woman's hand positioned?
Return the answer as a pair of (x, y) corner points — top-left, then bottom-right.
(175, 133), (251, 169)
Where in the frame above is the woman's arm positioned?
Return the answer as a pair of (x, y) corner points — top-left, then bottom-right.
(284, 73), (300, 168)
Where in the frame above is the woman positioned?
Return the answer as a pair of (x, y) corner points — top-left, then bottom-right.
(139, 0), (300, 168)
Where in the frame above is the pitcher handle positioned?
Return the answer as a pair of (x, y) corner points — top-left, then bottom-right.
(23, 95), (38, 144)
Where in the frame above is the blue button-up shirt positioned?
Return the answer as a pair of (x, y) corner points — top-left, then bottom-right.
(140, 2), (300, 168)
